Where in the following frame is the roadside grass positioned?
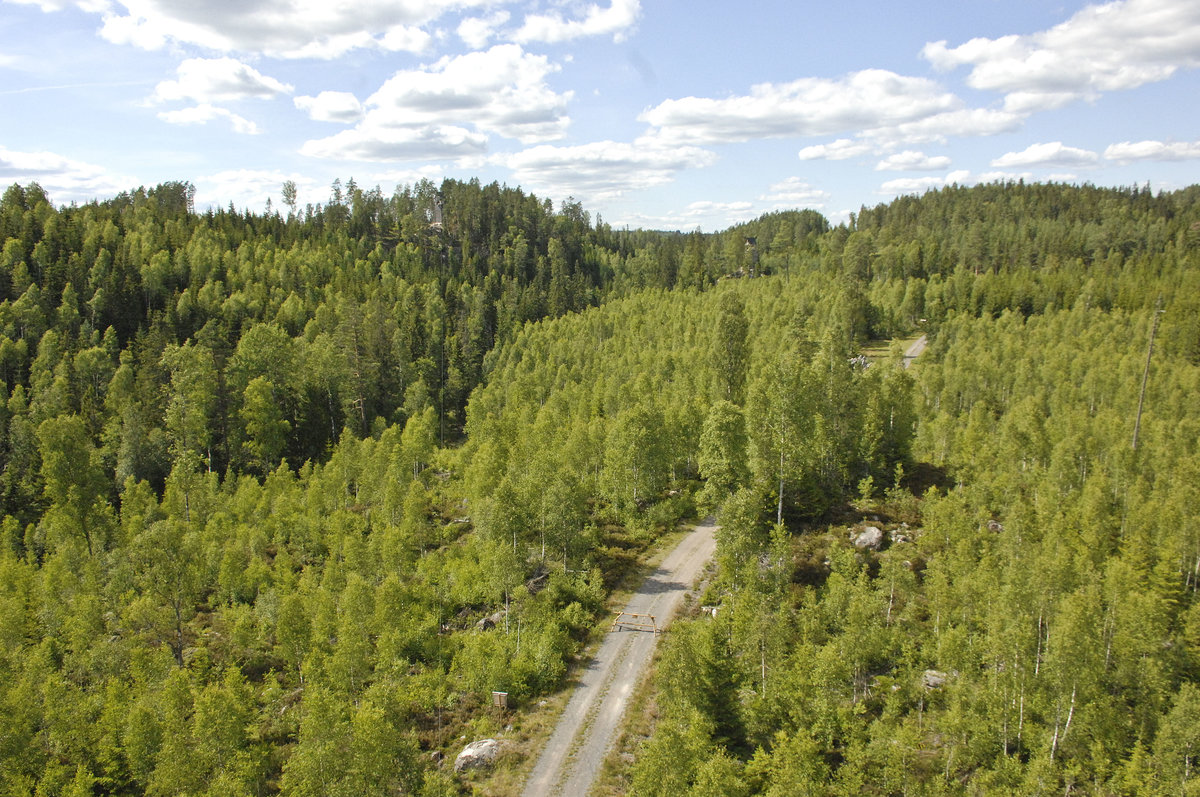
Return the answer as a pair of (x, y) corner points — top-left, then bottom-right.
(591, 646), (663, 797)
(861, 334), (922, 364)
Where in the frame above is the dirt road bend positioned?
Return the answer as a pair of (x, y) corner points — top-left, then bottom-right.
(521, 519), (718, 796)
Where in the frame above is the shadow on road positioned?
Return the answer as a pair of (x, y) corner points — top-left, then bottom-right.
(640, 573), (685, 595)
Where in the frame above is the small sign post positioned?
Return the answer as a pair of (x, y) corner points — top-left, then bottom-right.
(492, 691), (508, 709)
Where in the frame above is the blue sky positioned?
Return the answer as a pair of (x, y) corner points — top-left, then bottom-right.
(2, 0), (1199, 229)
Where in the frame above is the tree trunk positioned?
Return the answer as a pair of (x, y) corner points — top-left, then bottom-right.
(776, 448), (784, 525)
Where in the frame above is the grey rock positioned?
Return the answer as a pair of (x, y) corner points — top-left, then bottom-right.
(853, 526), (885, 551)
(475, 610), (506, 631)
(923, 669), (948, 690)
(454, 739), (502, 772)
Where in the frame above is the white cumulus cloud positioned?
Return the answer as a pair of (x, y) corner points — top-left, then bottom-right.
(640, 69), (959, 146)
(878, 170), (971, 196)
(798, 109), (1024, 161)
(0, 145), (136, 203)
(495, 138), (717, 201)
(151, 58), (292, 104)
(301, 125), (488, 161)
(93, 0), (473, 58)
(798, 139), (875, 161)
(875, 151), (952, 171)
(514, 0), (641, 44)
(922, 0), (1200, 112)
(1104, 138), (1200, 161)
(991, 142), (1099, 168)
(157, 103), (261, 134)
(366, 45), (570, 143)
(683, 200), (754, 215)
(301, 44), (572, 162)
(868, 108), (1024, 147)
(294, 91), (364, 123)
(458, 11), (511, 49)
(379, 25), (433, 54)
(759, 177), (830, 207)
(28, 0), (643, 56)
(6, 0), (70, 10)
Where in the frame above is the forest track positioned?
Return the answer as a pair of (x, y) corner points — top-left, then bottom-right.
(520, 519), (718, 796)
(903, 334), (927, 368)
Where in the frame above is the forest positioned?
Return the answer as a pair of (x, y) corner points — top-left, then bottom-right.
(0, 177), (1197, 795)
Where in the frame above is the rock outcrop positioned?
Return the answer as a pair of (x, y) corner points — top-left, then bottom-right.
(454, 739), (503, 772)
(853, 526), (885, 551)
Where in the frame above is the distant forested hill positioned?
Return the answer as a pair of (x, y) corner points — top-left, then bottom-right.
(0, 178), (1197, 794)
(0, 177), (709, 501)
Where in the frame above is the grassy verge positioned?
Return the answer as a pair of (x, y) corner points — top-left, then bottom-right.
(860, 334), (923, 364)
(590, 646), (663, 796)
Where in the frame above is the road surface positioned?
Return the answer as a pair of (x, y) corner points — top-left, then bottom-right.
(903, 334), (927, 369)
(521, 519), (718, 796)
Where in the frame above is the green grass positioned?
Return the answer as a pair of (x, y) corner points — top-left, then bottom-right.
(861, 334), (922, 364)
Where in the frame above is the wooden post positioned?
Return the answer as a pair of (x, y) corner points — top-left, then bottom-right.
(610, 611), (659, 633)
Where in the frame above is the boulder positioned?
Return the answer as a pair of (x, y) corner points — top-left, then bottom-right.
(923, 669), (948, 690)
(853, 526), (885, 551)
(986, 519), (1005, 533)
(454, 739), (502, 772)
(475, 611), (506, 631)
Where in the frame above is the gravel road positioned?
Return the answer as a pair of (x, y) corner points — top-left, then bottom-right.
(521, 519), (718, 796)
(903, 334), (927, 368)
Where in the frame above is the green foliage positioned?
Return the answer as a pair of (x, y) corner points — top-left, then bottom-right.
(37, 413), (111, 556)
(630, 706), (727, 796)
(713, 291), (750, 404)
(641, 300), (1200, 793)
(626, 182), (1200, 794)
(602, 404), (669, 520)
(239, 375), (290, 474)
(698, 400), (749, 512)
(1, 178), (1198, 794)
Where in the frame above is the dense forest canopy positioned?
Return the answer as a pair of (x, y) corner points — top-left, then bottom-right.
(0, 177), (1197, 795)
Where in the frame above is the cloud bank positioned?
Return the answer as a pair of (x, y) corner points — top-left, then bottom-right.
(923, 0), (1200, 112)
